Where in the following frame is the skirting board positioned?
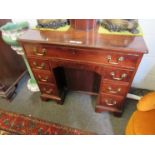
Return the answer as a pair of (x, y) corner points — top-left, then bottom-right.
(127, 93), (142, 100)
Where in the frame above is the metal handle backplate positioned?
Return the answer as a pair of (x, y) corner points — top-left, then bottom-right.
(108, 86), (121, 94)
(33, 62), (45, 69)
(33, 47), (46, 56)
(105, 99), (117, 106)
(38, 75), (48, 82)
(110, 72), (127, 81)
(107, 55), (124, 65)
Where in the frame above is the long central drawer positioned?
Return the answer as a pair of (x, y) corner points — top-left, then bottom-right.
(23, 43), (140, 69)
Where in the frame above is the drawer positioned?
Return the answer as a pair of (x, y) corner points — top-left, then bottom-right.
(38, 83), (58, 96)
(23, 43), (140, 69)
(24, 44), (47, 57)
(99, 93), (124, 109)
(28, 58), (50, 70)
(101, 80), (129, 96)
(103, 67), (134, 82)
(33, 70), (55, 84)
(102, 53), (140, 69)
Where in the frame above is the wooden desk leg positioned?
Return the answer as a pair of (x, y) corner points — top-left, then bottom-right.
(40, 94), (64, 105)
(40, 96), (49, 102)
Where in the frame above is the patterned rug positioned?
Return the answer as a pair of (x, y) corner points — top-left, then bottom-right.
(0, 109), (93, 135)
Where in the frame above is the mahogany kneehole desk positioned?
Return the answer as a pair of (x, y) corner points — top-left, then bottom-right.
(19, 28), (148, 116)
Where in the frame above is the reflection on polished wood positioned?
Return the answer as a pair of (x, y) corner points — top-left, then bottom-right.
(19, 28), (148, 53)
(19, 22), (148, 116)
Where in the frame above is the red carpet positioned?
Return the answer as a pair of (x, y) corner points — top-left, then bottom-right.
(0, 109), (93, 135)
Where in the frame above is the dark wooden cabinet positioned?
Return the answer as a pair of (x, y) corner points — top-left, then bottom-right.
(19, 21), (148, 116)
(69, 19), (96, 30)
(0, 19), (26, 99)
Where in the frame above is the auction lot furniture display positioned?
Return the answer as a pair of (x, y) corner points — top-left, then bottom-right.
(19, 19), (148, 116)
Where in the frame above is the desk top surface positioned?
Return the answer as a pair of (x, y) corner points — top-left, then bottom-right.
(19, 27), (148, 53)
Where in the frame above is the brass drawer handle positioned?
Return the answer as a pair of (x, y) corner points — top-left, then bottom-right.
(38, 75), (48, 82)
(33, 62), (45, 69)
(33, 47), (47, 56)
(105, 99), (117, 106)
(107, 55), (124, 65)
(110, 72), (127, 81)
(108, 86), (121, 94)
(43, 88), (53, 94)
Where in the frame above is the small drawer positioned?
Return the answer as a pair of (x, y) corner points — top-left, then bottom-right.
(103, 67), (134, 82)
(99, 93), (124, 109)
(28, 58), (50, 70)
(103, 53), (140, 69)
(38, 83), (58, 96)
(101, 80), (128, 96)
(24, 44), (47, 57)
(33, 70), (55, 84)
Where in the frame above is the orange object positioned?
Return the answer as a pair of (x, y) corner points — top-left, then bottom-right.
(125, 92), (155, 135)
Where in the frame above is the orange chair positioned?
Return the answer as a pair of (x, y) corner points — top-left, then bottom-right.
(125, 92), (155, 135)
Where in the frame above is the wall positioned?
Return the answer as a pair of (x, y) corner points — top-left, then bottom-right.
(12, 19), (155, 90)
(132, 20), (155, 90)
